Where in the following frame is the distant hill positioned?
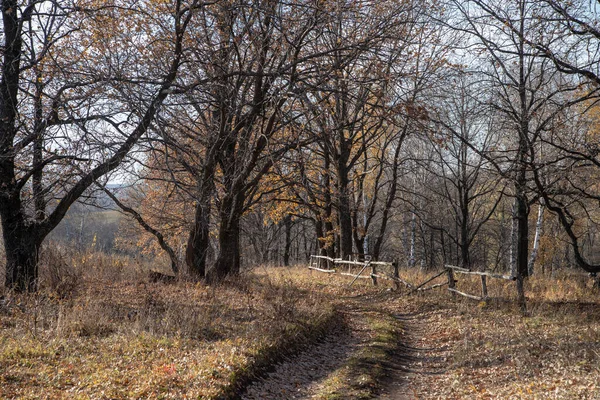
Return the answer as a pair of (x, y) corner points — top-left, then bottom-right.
(48, 184), (131, 252)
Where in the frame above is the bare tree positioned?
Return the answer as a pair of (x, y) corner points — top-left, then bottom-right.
(0, 0), (195, 291)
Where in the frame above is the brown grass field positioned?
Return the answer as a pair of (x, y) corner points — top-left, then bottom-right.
(0, 249), (599, 399)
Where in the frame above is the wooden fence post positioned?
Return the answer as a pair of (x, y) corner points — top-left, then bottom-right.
(481, 275), (488, 299)
(447, 267), (456, 297)
(591, 273), (600, 291)
(371, 264), (378, 286)
(392, 260), (400, 291)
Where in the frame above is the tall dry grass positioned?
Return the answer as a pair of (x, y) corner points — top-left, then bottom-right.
(0, 254), (336, 399)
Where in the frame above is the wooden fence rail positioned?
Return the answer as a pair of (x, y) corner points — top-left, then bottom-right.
(308, 257), (562, 302)
(309, 255), (399, 288)
(309, 257), (599, 312)
(444, 265), (516, 301)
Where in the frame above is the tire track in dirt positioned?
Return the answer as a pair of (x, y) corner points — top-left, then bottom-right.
(377, 310), (451, 399)
(241, 323), (359, 399)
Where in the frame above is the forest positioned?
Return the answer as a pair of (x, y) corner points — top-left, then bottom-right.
(2, 0), (600, 291)
(1, 1), (600, 398)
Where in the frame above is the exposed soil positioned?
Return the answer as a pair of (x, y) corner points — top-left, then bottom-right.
(240, 297), (431, 400)
(377, 310), (450, 399)
(241, 324), (359, 399)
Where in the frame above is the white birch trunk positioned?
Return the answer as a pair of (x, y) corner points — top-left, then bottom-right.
(409, 211), (416, 268)
(527, 201), (545, 276)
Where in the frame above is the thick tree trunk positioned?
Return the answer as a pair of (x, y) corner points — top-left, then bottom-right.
(185, 158), (217, 278)
(315, 218), (327, 258)
(209, 219), (240, 283)
(2, 215), (41, 292)
(352, 209), (365, 259)
(338, 184), (353, 259)
(208, 195), (243, 283)
(185, 201), (211, 278)
(335, 137), (353, 259)
(515, 191), (529, 279)
(322, 152), (336, 259)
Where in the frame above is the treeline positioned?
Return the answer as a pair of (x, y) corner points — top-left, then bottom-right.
(1, 0), (599, 290)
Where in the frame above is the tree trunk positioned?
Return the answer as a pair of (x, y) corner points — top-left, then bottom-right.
(338, 184), (353, 259)
(185, 200), (211, 278)
(336, 138), (353, 259)
(208, 195), (243, 283)
(315, 218), (327, 258)
(515, 191), (529, 279)
(409, 211), (416, 268)
(322, 152), (336, 259)
(283, 215), (292, 266)
(352, 210), (365, 260)
(2, 215), (41, 292)
(210, 218), (240, 282)
(459, 189), (471, 269)
(527, 201), (544, 276)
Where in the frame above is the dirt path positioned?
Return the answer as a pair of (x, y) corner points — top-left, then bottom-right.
(241, 297), (452, 400)
(377, 310), (450, 399)
(241, 319), (364, 399)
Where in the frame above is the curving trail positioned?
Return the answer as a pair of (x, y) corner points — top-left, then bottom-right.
(241, 296), (449, 400)
(377, 311), (449, 399)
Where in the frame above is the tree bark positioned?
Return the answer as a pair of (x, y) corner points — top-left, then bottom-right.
(208, 194), (244, 282)
(527, 201), (544, 276)
(185, 199), (211, 278)
(283, 215), (292, 266)
(337, 167), (354, 259)
(2, 211), (41, 291)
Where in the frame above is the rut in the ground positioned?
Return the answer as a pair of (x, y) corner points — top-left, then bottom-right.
(377, 310), (449, 399)
(241, 325), (359, 400)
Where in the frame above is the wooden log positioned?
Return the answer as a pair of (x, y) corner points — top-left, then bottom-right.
(452, 269), (515, 281)
(445, 264), (471, 273)
(412, 270), (447, 293)
(334, 259), (370, 266)
(308, 267), (336, 273)
(448, 287), (482, 300)
(368, 261), (394, 266)
(340, 272), (370, 279)
(417, 282), (448, 292)
(349, 261), (372, 286)
(311, 255), (335, 261)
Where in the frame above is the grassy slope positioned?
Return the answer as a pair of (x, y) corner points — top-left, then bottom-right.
(0, 265), (337, 399)
(388, 269), (600, 399)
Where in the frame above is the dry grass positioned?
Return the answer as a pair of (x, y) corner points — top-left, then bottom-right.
(1, 253), (599, 399)
(0, 256), (337, 399)
(388, 267), (600, 399)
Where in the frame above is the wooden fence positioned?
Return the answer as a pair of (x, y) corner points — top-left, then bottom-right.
(308, 256), (599, 304)
(444, 264), (516, 301)
(308, 255), (516, 299)
(309, 255), (402, 288)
